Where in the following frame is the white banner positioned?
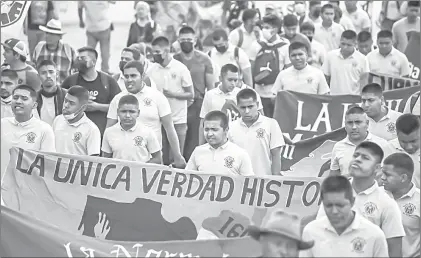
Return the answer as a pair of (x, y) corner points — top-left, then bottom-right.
(1, 1), (31, 42)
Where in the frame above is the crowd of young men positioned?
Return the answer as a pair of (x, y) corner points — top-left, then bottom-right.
(1, 1), (420, 257)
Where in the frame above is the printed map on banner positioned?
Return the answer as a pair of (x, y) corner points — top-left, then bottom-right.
(1, 206), (261, 257)
(277, 84), (420, 175)
(2, 148), (323, 242)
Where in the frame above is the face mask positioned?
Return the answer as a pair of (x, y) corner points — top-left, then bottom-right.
(215, 45), (228, 53)
(152, 53), (164, 65)
(76, 60), (89, 73)
(307, 36), (313, 42)
(63, 105), (85, 121)
(262, 28), (273, 41)
(119, 61), (127, 72)
(180, 42), (194, 53)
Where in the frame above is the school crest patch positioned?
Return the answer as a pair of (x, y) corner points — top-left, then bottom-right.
(364, 202), (377, 215)
(403, 203), (416, 216)
(307, 77), (313, 84)
(73, 132), (82, 143)
(391, 60), (397, 66)
(171, 73), (177, 79)
(351, 237), (366, 253)
(18, 78), (23, 84)
(143, 98), (152, 107)
(26, 132), (36, 143)
(256, 128), (265, 138)
(352, 61), (358, 68)
(224, 156), (235, 169)
(133, 136), (144, 147)
(386, 122), (396, 133)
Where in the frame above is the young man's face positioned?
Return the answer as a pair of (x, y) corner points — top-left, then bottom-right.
(283, 25), (298, 38)
(357, 39), (373, 55)
(301, 29), (315, 41)
(349, 147), (380, 178)
(237, 97), (259, 123)
(11, 89), (36, 116)
(381, 164), (406, 192)
(344, 114), (368, 141)
(321, 7), (335, 24)
(38, 64), (57, 89)
(0, 75), (17, 99)
(323, 191), (354, 230)
(62, 93), (84, 116)
(397, 130), (420, 154)
(340, 38), (356, 55)
(220, 71), (238, 93)
(203, 119), (227, 147)
(361, 92), (383, 119)
(289, 48), (308, 69)
(377, 37), (393, 55)
(123, 67), (143, 94)
(118, 103), (139, 127)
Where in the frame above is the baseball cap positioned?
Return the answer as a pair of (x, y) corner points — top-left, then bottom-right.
(1, 38), (27, 57)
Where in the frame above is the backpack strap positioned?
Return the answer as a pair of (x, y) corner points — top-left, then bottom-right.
(410, 92), (420, 112)
(237, 28), (244, 47)
(33, 41), (46, 63)
(99, 71), (109, 91)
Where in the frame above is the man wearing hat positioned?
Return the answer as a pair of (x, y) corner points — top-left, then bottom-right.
(33, 19), (77, 85)
(1, 38), (41, 92)
(248, 209), (314, 257)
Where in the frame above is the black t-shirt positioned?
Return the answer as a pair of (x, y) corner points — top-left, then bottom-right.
(61, 72), (121, 136)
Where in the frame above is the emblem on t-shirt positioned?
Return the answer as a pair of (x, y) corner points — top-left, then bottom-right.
(332, 32), (335, 37)
(171, 73), (177, 79)
(403, 203), (416, 216)
(18, 78), (23, 84)
(143, 98), (152, 107)
(352, 61), (358, 68)
(224, 156), (235, 168)
(73, 132), (82, 143)
(26, 132), (36, 143)
(363, 202), (377, 215)
(351, 237), (366, 253)
(391, 60), (397, 66)
(256, 128), (266, 138)
(133, 136), (144, 147)
(307, 77), (313, 84)
(386, 122), (396, 133)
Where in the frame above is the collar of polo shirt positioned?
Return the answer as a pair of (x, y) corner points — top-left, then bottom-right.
(217, 86), (235, 96)
(344, 132), (374, 146)
(376, 106), (392, 122)
(324, 211), (362, 233)
(337, 49), (357, 59)
(12, 115), (35, 127)
(66, 113), (87, 127)
(399, 184), (418, 199)
(157, 58), (174, 69)
(350, 179), (379, 196)
(240, 113), (263, 127)
(377, 47), (397, 58)
(208, 140), (229, 150)
(119, 121), (137, 132)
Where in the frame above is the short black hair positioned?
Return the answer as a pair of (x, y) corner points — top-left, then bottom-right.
(345, 105), (365, 116)
(357, 31), (372, 42)
(408, 0), (420, 7)
(1, 69), (18, 80)
(377, 30), (393, 40)
(242, 9), (258, 23)
(123, 60), (145, 75)
(283, 14), (298, 27)
(341, 30), (357, 41)
(204, 110), (229, 130)
(355, 141), (384, 163)
(36, 59), (56, 71)
(321, 176), (354, 202)
(383, 153), (414, 180)
(289, 41), (309, 54)
(12, 84), (37, 101)
(220, 64), (238, 77)
(151, 36), (170, 47)
(321, 3), (334, 14)
(67, 85), (89, 104)
(122, 47), (141, 61)
(396, 113), (420, 135)
(179, 26), (196, 36)
(262, 14), (282, 30)
(237, 88), (257, 103)
(361, 83), (383, 97)
(300, 21), (315, 32)
(77, 46), (98, 60)
(118, 94), (139, 108)
(212, 28), (228, 41)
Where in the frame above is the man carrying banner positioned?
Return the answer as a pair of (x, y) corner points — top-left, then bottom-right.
(248, 209), (315, 258)
(381, 153), (420, 258)
(301, 176), (389, 257)
(1, 85), (55, 153)
(229, 88), (284, 176)
(361, 83), (402, 141)
(367, 30), (411, 77)
(320, 141), (405, 258)
(53, 86), (101, 156)
(187, 110), (254, 176)
(388, 114), (420, 188)
(102, 94), (162, 163)
(272, 42), (329, 95)
(330, 106), (391, 178)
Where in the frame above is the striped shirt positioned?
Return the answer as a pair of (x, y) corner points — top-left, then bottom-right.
(33, 40), (76, 85)
(7, 64), (42, 92)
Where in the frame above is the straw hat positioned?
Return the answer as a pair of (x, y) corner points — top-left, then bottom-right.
(248, 209), (314, 250)
(39, 19), (65, 35)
